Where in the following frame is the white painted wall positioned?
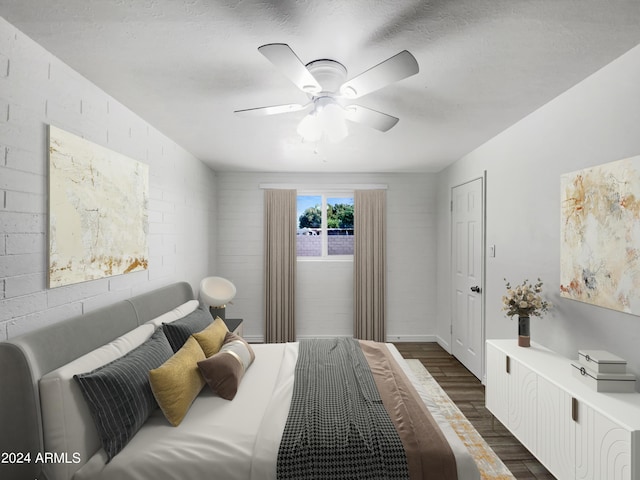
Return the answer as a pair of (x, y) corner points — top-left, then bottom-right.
(436, 44), (640, 382)
(215, 172), (437, 343)
(0, 18), (217, 341)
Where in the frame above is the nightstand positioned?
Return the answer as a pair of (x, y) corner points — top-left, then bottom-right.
(223, 318), (243, 336)
(207, 307), (243, 336)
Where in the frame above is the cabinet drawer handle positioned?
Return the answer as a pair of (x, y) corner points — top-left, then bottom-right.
(506, 355), (510, 374)
(571, 397), (578, 422)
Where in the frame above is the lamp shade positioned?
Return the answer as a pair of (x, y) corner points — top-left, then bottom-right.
(200, 276), (236, 307)
(320, 103), (348, 143)
(297, 97), (348, 143)
(296, 112), (322, 142)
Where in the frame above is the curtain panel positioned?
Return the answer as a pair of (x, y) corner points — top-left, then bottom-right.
(353, 189), (387, 342)
(264, 189), (297, 343)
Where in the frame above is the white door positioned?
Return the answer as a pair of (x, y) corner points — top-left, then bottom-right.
(451, 178), (484, 379)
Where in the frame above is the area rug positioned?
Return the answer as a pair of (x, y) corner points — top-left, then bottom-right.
(406, 359), (516, 480)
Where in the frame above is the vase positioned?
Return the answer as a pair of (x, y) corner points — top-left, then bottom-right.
(518, 316), (530, 347)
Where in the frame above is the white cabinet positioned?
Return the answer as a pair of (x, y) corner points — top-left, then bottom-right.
(507, 352), (537, 452)
(486, 339), (640, 480)
(575, 402), (632, 480)
(537, 375), (575, 480)
(486, 342), (537, 452)
(485, 341), (508, 424)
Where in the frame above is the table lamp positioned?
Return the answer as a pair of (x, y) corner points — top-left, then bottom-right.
(199, 276), (236, 320)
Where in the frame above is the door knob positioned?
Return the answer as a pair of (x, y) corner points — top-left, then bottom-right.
(470, 286), (481, 293)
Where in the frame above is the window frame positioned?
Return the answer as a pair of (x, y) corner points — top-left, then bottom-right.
(296, 191), (354, 262)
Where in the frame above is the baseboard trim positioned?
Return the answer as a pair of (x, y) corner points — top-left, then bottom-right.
(244, 334), (440, 343)
(296, 334), (353, 340)
(385, 334), (438, 343)
(243, 335), (265, 344)
(436, 335), (452, 353)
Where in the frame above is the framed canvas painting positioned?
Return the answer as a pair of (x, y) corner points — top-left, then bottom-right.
(48, 125), (149, 288)
(560, 155), (640, 314)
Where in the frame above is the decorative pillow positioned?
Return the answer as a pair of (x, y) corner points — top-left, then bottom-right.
(162, 307), (213, 352)
(149, 336), (206, 426)
(192, 317), (229, 357)
(39, 324), (155, 480)
(197, 332), (255, 400)
(74, 328), (173, 461)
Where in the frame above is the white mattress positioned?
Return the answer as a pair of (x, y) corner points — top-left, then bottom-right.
(73, 343), (480, 480)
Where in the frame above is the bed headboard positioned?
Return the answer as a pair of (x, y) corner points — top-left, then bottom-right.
(0, 281), (194, 480)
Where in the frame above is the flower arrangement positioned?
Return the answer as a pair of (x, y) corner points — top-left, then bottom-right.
(502, 278), (552, 318)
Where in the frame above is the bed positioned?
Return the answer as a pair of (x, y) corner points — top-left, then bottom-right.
(0, 282), (480, 480)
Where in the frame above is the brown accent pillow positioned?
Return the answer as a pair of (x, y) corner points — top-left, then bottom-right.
(197, 332), (255, 400)
(192, 317), (228, 357)
(149, 336), (206, 426)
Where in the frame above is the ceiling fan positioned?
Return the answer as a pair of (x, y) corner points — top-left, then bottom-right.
(234, 43), (419, 143)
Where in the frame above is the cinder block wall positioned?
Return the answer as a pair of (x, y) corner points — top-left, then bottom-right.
(216, 172), (438, 342)
(0, 18), (217, 341)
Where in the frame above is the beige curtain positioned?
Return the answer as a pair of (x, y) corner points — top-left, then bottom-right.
(353, 189), (387, 341)
(264, 189), (296, 343)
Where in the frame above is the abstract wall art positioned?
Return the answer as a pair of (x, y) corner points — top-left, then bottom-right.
(48, 125), (149, 288)
(560, 155), (640, 314)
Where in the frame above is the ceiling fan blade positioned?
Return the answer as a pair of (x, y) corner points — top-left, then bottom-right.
(258, 43), (322, 94)
(344, 105), (399, 132)
(340, 50), (419, 99)
(234, 103), (309, 116)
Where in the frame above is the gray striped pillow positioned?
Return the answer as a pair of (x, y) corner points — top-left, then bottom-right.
(74, 328), (173, 461)
(162, 307), (213, 352)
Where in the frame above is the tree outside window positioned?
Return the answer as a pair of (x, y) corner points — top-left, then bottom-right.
(297, 194), (353, 258)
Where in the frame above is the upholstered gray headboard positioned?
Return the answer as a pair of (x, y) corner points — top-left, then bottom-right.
(0, 281), (194, 480)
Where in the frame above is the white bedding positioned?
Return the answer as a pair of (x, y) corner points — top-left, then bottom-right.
(74, 343), (480, 480)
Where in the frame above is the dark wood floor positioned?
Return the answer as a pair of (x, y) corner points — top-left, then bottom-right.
(393, 342), (556, 480)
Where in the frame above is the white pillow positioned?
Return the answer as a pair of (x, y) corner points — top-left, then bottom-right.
(144, 299), (200, 327)
(39, 324), (155, 480)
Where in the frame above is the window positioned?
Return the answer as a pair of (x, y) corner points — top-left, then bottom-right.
(297, 193), (354, 259)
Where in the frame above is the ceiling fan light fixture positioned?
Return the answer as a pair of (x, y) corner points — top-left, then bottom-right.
(320, 102), (348, 142)
(296, 111), (323, 143)
(237, 44), (418, 140)
(297, 100), (348, 143)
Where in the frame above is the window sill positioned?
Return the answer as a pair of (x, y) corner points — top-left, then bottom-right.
(297, 256), (354, 263)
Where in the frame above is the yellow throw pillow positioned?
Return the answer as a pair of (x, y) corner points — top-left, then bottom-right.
(192, 317), (229, 357)
(149, 336), (206, 426)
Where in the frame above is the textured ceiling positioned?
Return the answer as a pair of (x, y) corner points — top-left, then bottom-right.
(2, 0), (640, 172)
